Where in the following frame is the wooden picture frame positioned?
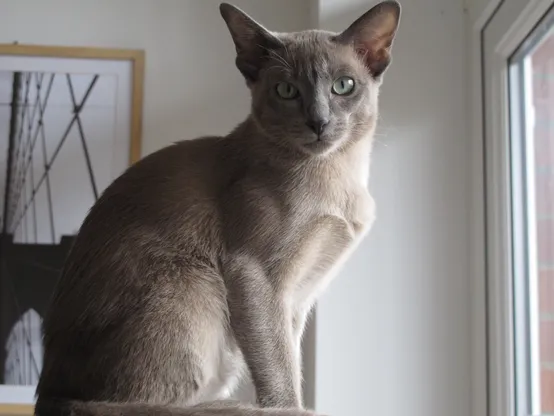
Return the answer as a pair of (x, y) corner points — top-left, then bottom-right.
(0, 44), (145, 416)
(0, 44), (144, 164)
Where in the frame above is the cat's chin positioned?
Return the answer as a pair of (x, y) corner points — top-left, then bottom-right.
(301, 138), (341, 156)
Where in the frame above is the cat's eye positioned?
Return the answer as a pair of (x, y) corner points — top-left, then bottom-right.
(332, 76), (355, 95)
(276, 82), (299, 99)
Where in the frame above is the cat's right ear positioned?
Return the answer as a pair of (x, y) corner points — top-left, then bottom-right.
(220, 3), (281, 84)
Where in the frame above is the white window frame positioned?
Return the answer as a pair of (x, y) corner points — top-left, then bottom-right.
(470, 1), (554, 416)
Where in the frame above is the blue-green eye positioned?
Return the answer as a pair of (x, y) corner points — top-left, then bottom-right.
(332, 76), (355, 95)
(276, 82), (299, 99)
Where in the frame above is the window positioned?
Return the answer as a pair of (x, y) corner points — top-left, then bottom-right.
(510, 8), (554, 415)
(483, 2), (554, 416)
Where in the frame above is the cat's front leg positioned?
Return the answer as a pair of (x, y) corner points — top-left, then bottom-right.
(292, 306), (312, 385)
(224, 255), (302, 409)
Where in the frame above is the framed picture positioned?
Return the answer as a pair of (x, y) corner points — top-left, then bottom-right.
(0, 44), (145, 415)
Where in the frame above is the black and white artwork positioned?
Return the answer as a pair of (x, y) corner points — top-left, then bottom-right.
(0, 53), (135, 404)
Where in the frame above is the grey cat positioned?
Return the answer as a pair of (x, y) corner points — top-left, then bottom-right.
(35, 2), (400, 416)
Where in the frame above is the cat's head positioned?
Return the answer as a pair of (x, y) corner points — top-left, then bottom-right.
(220, 1), (400, 156)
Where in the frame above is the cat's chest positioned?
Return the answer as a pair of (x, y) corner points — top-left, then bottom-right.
(276, 185), (374, 303)
(228, 161), (375, 277)
(288, 186), (373, 238)
(265, 179), (375, 273)
(286, 165), (374, 232)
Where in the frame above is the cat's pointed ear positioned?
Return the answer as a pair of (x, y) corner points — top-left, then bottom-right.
(336, 1), (401, 77)
(220, 3), (281, 83)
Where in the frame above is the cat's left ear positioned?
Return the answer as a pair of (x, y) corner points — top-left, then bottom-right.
(336, 1), (401, 77)
(220, 3), (282, 83)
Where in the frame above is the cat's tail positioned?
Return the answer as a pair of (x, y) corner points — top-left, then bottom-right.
(35, 398), (321, 416)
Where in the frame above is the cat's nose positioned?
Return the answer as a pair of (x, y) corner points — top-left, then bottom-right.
(306, 118), (329, 136)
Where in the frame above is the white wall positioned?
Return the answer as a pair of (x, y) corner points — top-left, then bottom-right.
(468, 0), (499, 27)
(312, 1), (471, 415)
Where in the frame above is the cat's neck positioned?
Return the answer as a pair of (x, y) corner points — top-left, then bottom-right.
(228, 116), (373, 186)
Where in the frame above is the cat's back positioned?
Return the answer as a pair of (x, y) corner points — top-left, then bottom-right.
(109, 135), (226, 207)
(79, 135), (229, 242)
(52, 135), (232, 301)
(38, 136), (240, 403)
